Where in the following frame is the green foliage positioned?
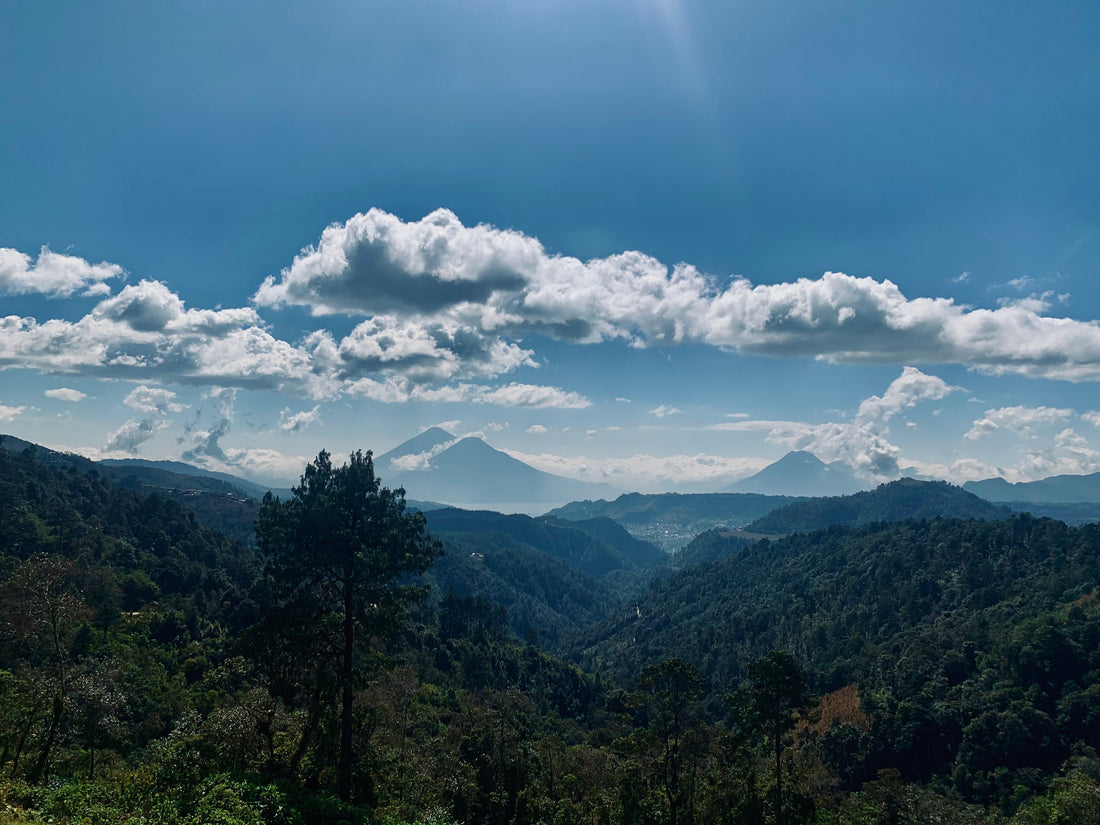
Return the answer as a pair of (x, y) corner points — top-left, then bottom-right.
(426, 532), (619, 647)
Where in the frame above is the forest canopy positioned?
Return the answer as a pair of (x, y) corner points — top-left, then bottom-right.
(2, 439), (1100, 824)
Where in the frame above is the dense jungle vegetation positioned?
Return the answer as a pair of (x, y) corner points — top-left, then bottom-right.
(3, 440), (1100, 824)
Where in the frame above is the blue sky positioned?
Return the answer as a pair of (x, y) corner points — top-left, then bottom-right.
(2, 0), (1099, 493)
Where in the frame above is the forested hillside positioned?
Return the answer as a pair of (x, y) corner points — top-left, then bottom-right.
(577, 515), (1100, 810)
(744, 478), (1011, 534)
(3, 440), (1100, 824)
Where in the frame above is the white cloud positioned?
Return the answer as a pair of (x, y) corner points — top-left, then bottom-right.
(0, 246), (124, 298)
(526, 424), (548, 434)
(649, 404), (682, 418)
(485, 421), (507, 432)
(124, 385), (186, 414)
(104, 417), (169, 454)
(44, 387), (86, 402)
(0, 280), (325, 396)
(0, 403), (27, 423)
(1012, 428), (1100, 481)
(715, 368), (957, 481)
(765, 420), (903, 479)
(430, 420), (462, 433)
(855, 366), (957, 424)
(481, 383), (590, 409)
(100, 386), (187, 455)
(1081, 411), (1100, 428)
(385, 433), (467, 472)
(996, 292), (1054, 313)
(278, 405), (322, 432)
(964, 405), (1075, 440)
(253, 209), (1100, 382)
(953, 271), (971, 284)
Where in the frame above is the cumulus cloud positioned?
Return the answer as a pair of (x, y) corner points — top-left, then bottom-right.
(0, 280), (325, 396)
(964, 405), (1075, 440)
(0, 403), (27, 423)
(726, 367), (958, 480)
(0, 246), (124, 298)
(104, 417), (169, 454)
(278, 405), (322, 432)
(253, 208), (1100, 382)
(100, 385), (188, 456)
(526, 424), (548, 434)
(766, 420), (904, 479)
(124, 385), (186, 414)
(7, 209), (1100, 426)
(1012, 428), (1100, 481)
(44, 388), (86, 402)
(855, 366), (957, 423)
(0, 260), (588, 407)
(996, 292), (1055, 313)
(335, 314), (535, 383)
(1081, 411), (1100, 428)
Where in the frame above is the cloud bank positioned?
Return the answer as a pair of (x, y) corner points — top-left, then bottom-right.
(7, 209), (1100, 428)
(256, 208), (1100, 382)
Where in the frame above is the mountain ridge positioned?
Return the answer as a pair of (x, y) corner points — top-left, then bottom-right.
(378, 430), (620, 506)
(964, 471), (1100, 503)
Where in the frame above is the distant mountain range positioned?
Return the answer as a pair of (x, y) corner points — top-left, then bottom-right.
(97, 457), (284, 500)
(722, 450), (864, 496)
(964, 471), (1100, 503)
(376, 427), (620, 506)
(1, 434), (258, 495)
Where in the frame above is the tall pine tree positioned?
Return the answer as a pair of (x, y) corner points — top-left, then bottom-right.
(255, 449), (440, 801)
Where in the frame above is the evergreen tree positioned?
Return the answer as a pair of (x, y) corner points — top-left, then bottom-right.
(732, 651), (814, 825)
(255, 449), (440, 801)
